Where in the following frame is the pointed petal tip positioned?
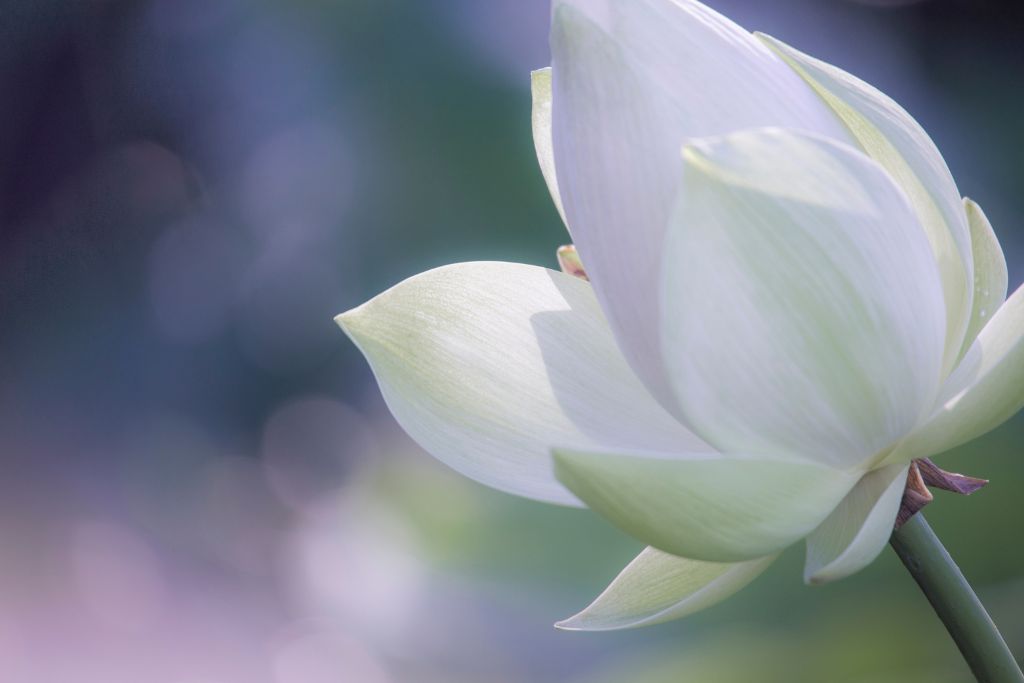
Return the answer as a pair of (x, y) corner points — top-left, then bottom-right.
(333, 305), (365, 336)
(802, 464), (908, 585)
(802, 559), (861, 586)
(803, 569), (828, 586)
(553, 610), (647, 632)
(553, 616), (586, 632)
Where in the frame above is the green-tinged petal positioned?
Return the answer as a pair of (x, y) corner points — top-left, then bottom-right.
(556, 547), (775, 631)
(552, 448), (858, 562)
(550, 1), (854, 413)
(758, 33), (973, 375)
(804, 464), (908, 584)
(336, 262), (708, 506)
(531, 68), (565, 223)
(661, 128), (946, 467)
(891, 282), (1024, 462)
(957, 198), (1008, 360)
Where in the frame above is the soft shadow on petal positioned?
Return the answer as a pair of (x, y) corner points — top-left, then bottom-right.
(549, 0), (854, 413)
(557, 546), (776, 631)
(889, 281), (1024, 463)
(758, 33), (973, 375)
(337, 262), (700, 506)
(532, 269), (710, 455)
(661, 128), (946, 467)
(804, 463), (908, 584)
(552, 447), (858, 562)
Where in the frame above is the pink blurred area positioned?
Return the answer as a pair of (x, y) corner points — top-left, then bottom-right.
(0, 395), (535, 682)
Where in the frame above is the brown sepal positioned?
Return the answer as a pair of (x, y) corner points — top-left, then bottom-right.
(894, 458), (988, 530)
(895, 461), (934, 529)
(916, 457), (988, 495)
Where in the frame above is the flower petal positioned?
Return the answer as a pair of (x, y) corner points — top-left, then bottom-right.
(661, 128), (946, 467)
(891, 281), (1024, 462)
(758, 34), (973, 375)
(549, 0), (854, 411)
(957, 198), (1008, 360)
(530, 67), (566, 224)
(804, 464), (908, 585)
(336, 262), (707, 506)
(552, 448), (858, 562)
(556, 547), (775, 631)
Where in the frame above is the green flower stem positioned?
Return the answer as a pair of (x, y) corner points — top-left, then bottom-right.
(890, 514), (1023, 683)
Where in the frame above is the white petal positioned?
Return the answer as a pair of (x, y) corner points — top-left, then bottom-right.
(804, 464), (907, 585)
(556, 547), (775, 631)
(549, 0), (854, 411)
(662, 129), (946, 466)
(336, 262), (707, 506)
(957, 198), (1008, 360)
(553, 448), (858, 562)
(759, 34), (973, 376)
(530, 68), (566, 224)
(891, 281), (1024, 462)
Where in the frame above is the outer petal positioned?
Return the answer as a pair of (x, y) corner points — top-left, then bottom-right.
(556, 547), (775, 631)
(550, 0), (854, 411)
(759, 34), (973, 375)
(530, 68), (566, 223)
(552, 448), (858, 562)
(336, 262), (707, 506)
(803, 464), (907, 585)
(891, 281), (1024, 462)
(957, 198), (1008, 360)
(662, 128), (946, 467)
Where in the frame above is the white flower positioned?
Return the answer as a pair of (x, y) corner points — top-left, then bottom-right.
(336, 0), (1022, 630)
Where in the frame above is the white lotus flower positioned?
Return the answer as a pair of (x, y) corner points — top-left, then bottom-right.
(336, 0), (1023, 630)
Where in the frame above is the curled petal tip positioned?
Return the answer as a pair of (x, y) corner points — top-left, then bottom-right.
(553, 616), (584, 632)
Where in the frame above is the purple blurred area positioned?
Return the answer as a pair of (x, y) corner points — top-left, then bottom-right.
(1, 1), (1022, 681)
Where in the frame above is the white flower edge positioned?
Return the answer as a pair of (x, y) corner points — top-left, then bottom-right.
(335, 261), (708, 506)
(530, 68), (565, 224)
(804, 463), (908, 584)
(890, 278), (1024, 464)
(556, 547), (776, 631)
(552, 447), (860, 562)
(958, 198), (1008, 359)
(660, 127), (946, 466)
(548, 0), (853, 412)
(758, 33), (973, 377)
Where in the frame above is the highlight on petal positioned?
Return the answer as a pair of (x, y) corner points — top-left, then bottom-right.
(804, 464), (908, 585)
(957, 198), (1008, 360)
(758, 33), (973, 375)
(336, 262), (707, 506)
(556, 547), (776, 631)
(891, 281), (1024, 462)
(552, 448), (858, 562)
(661, 128), (947, 467)
(530, 67), (566, 223)
(549, 0), (854, 413)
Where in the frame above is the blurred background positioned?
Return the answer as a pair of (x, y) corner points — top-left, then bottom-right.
(1, 0), (1022, 680)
